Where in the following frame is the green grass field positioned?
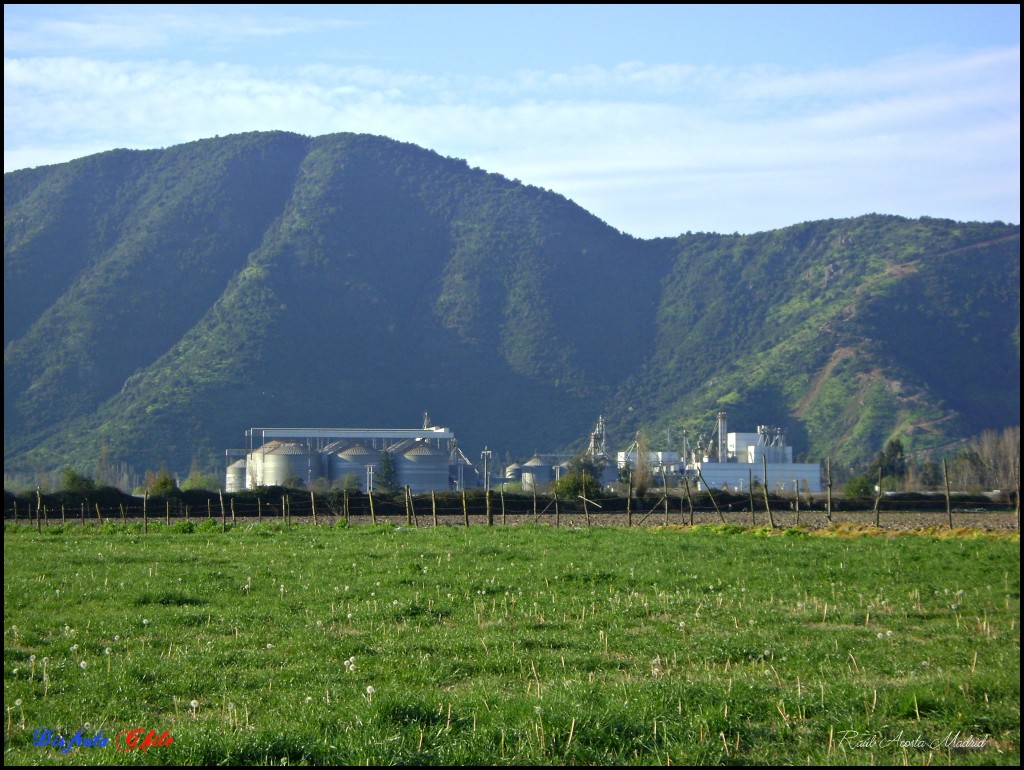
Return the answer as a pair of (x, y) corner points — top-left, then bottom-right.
(4, 522), (1020, 765)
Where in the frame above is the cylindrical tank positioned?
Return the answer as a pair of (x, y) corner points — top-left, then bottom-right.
(225, 459), (247, 493)
(329, 444), (378, 490)
(256, 441), (322, 487)
(396, 442), (449, 493)
(521, 455), (554, 492)
(504, 462), (522, 481)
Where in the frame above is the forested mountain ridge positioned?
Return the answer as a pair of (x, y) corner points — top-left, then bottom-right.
(4, 131), (1019, 479)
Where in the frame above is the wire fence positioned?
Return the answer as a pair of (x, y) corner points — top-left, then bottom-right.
(4, 487), (1019, 532)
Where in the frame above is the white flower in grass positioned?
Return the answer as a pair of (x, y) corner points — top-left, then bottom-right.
(142, 619), (150, 626)
(79, 661), (88, 669)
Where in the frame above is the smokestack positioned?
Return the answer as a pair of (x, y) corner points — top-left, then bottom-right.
(717, 411), (728, 463)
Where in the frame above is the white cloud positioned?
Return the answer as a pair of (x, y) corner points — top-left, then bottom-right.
(4, 43), (1019, 236)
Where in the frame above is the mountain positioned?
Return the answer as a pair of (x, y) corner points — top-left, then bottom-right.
(4, 131), (1020, 481)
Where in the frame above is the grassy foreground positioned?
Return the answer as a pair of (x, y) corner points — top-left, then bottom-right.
(3, 522), (1020, 766)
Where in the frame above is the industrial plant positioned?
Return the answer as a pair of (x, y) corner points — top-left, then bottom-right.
(225, 413), (821, 494)
(225, 416), (476, 493)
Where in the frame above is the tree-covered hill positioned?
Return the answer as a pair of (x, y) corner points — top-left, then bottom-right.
(3, 131), (1019, 480)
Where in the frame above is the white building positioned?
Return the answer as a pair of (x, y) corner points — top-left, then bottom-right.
(690, 415), (822, 493)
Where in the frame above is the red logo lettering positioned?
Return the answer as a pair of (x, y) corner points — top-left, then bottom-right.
(115, 728), (174, 752)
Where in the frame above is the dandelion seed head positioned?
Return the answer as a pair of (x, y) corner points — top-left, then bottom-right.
(79, 661), (88, 669)
(15, 699), (22, 707)
(366, 686), (375, 695)
(190, 700), (199, 709)
(877, 632), (884, 639)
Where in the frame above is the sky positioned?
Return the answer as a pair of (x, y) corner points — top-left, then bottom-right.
(4, 4), (1020, 238)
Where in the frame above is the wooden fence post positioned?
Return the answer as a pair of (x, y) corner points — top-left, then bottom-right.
(627, 478), (633, 527)
(143, 492), (148, 534)
(431, 490), (437, 527)
(826, 458), (833, 525)
(696, 467), (724, 523)
(368, 491), (376, 524)
(763, 456), (775, 529)
(748, 469), (756, 525)
(684, 476), (694, 526)
(462, 490), (469, 527)
(873, 468), (883, 528)
(942, 458), (952, 529)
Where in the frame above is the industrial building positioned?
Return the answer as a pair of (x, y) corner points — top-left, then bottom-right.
(225, 419), (476, 493)
(689, 412), (822, 493)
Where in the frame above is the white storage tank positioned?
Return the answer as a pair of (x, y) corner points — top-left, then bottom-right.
(225, 459), (247, 493)
(254, 441), (322, 487)
(329, 444), (379, 488)
(521, 455), (554, 492)
(397, 442), (450, 493)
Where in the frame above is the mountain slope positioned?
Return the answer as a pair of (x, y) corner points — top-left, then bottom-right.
(3, 131), (1019, 478)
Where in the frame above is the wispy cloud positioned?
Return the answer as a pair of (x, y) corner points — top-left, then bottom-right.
(4, 36), (1018, 236)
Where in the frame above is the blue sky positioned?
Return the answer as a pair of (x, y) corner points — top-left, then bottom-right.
(4, 4), (1019, 237)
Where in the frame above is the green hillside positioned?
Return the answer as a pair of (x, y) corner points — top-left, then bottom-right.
(3, 131), (1019, 479)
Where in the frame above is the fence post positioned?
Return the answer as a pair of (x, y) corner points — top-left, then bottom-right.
(684, 476), (694, 526)
(763, 456), (775, 529)
(943, 458), (952, 529)
(826, 458), (833, 525)
(627, 478), (633, 527)
(748, 469), (755, 525)
(874, 468), (883, 528)
(462, 490), (469, 527)
(431, 490), (437, 527)
(311, 491), (318, 526)
(143, 492), (148, 534)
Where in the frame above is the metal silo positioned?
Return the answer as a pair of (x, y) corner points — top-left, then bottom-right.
(225, 459), (247, 493)
(505, 462), (523, 481)
(397, 442), (449, 493)
(259, 441), (322, 487)
(521, 455), (554, 492)
(331, 444), (378, 490)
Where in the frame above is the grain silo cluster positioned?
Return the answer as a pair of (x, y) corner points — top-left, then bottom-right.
(225, 423), (473, 494)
